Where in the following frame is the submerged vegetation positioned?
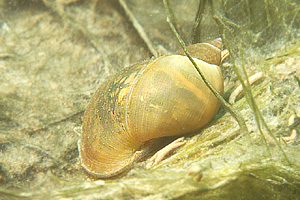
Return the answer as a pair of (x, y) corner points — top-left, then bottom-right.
(0, 0), (299, 199)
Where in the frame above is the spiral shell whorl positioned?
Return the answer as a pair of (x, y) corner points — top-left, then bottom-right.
(79, 38), (225, 178)
(177, 38), (223, 65)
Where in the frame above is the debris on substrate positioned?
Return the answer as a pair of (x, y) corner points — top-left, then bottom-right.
(0, 1), (299, 199)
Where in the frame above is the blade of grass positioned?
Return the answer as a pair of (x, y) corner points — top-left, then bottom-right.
(163, 0), (249, 136)
(223, 33), (291, 165)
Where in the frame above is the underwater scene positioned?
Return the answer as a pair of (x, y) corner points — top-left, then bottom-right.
(0, 0), (299, 199)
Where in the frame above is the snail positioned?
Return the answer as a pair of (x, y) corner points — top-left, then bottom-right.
(79, 38), (227, 178)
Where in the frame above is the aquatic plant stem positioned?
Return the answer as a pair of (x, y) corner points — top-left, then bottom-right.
(223, 34), (291, 165)
(163, 0), (249, 136)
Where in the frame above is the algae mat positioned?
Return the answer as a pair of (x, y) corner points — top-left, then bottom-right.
(0, 0), (299, 199)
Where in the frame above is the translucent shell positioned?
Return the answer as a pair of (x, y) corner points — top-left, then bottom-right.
(79, 38), (225, 178)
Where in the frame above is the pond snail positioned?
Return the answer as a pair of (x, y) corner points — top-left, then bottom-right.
(79, 38), (228, 178)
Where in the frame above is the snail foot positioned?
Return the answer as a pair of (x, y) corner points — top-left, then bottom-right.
(145, 137), (186, 169)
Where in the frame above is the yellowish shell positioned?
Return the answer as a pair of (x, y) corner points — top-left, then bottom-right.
(79, 38), (225, 178)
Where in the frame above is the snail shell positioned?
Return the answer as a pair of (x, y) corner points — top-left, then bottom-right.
(79, 38), (225, 178)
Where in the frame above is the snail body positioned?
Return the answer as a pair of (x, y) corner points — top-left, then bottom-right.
(79, 38), (225, 178)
